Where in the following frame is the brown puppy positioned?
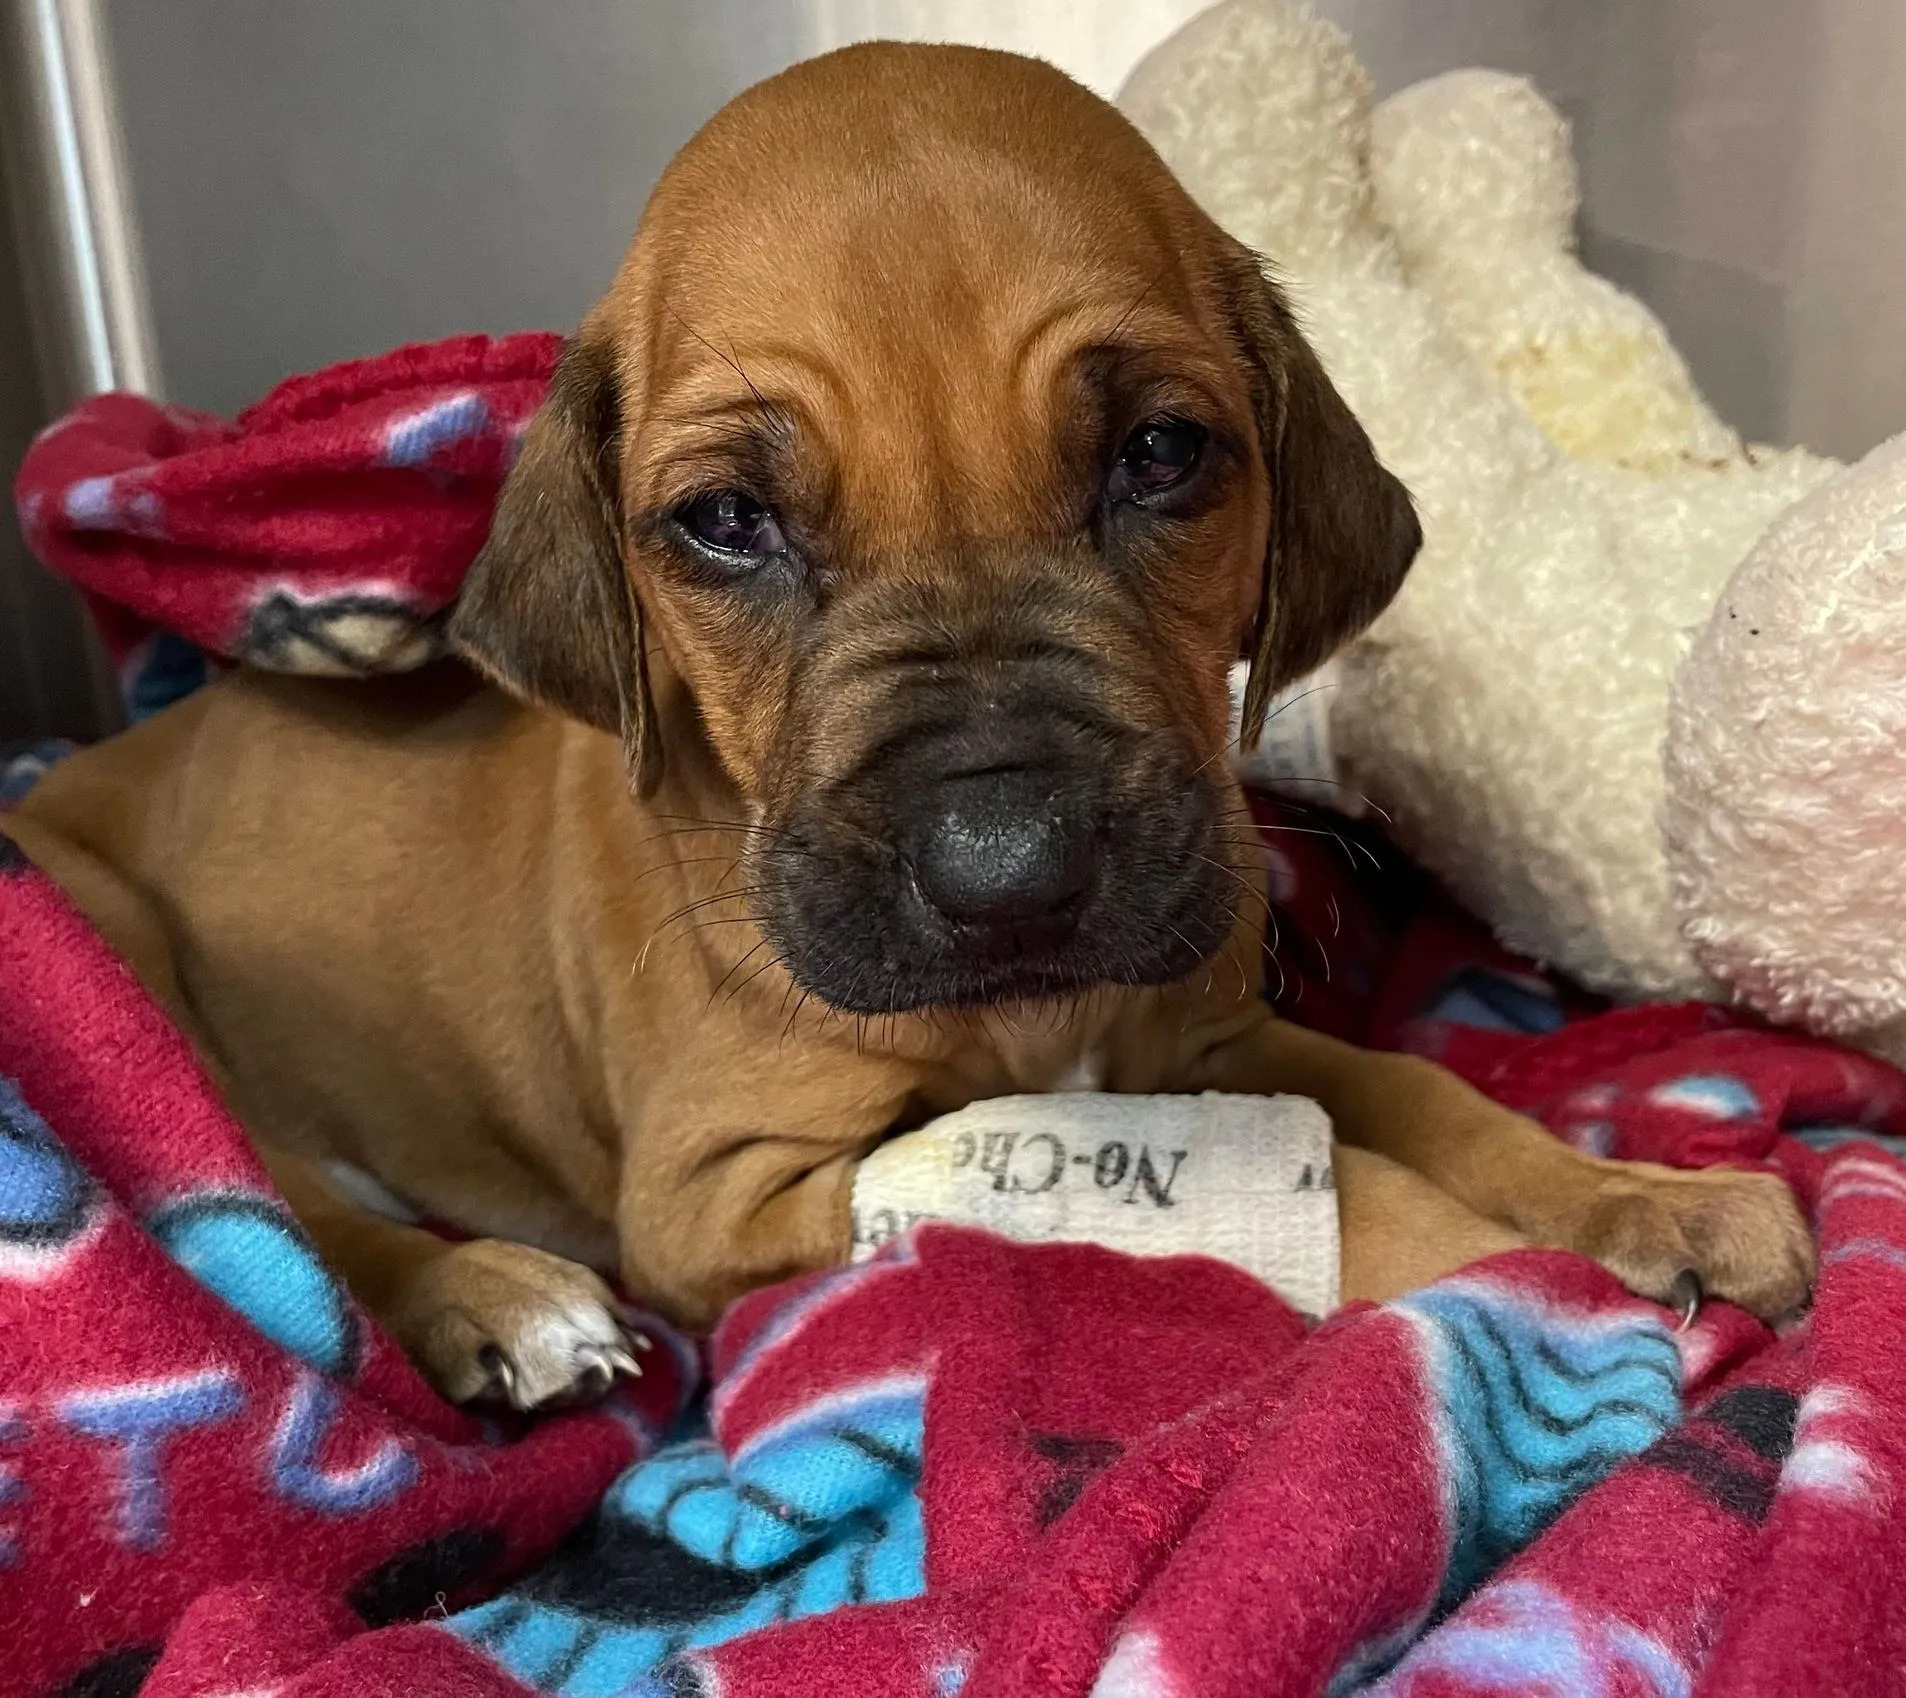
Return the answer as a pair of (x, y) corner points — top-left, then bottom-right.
(6, 44), (1811, 1408)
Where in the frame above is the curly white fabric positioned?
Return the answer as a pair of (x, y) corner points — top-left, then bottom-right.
(1372, 70), (1746, 476)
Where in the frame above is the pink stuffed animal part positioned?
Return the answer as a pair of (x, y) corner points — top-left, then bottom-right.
(1666, 430), (1906, 1069)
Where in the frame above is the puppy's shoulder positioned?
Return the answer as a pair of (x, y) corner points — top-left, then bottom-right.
(211, 659), (514, 746)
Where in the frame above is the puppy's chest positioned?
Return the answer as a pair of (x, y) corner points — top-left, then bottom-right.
(941, 1031), (1114, 1102)
(1045, 1048), (1110, 1092)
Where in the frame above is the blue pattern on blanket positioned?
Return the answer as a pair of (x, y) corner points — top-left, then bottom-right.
(1419, 965), (1569, 1035)
(458, 1285), (1687, 1698)
(1404, 1281), (1681, 1605)
(449, 1382), (925, 1694)
(1795, 1125), (1906, 1160)
(1331, 1283), (1681, 1693)
(123, 632), (212, 722)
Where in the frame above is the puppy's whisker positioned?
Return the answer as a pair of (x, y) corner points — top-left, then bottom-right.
(641, 815), (820, 857)
(636, 886), (771, 973)
(1190, 730), (1248, 782)
(1103, 264), (1171, 349)
(829, 965), (872, 1033)
(1261, 892), (1289, 1003)
(710, 937), (772, 1007)
(646, 811), (780, 832)
(1192, 681), (1343, 783)
(675, 913), (765, 936)
(1245, 773), (1389, 818)
(1210, 822), (1379, 871)
(1194, 851), (1270, 908)
(662, 301), (773, 417)
(651, 886), (766, 931)
(628, 853), (741, 889)
(779, 988), (814, 1046)
(725, 947), (788, 1005)
(1221, 792), (1390, 874)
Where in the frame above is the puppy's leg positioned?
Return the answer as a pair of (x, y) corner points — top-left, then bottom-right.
(1335, 1146), (1527, 1304)
(264, 1147), (645, 1409)
(619, 1136), (872, 1334)
(1186, 1008), (1813, 1320)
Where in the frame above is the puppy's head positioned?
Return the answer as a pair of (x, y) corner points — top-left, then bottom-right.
(452, 44), (1417, 1014)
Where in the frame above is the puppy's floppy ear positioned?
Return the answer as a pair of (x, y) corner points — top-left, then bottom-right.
(449, 333), (662, 793)
(1220, 243), (1421, 747)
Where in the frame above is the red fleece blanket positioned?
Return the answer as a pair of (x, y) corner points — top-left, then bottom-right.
(10, 340), (1906, 1697)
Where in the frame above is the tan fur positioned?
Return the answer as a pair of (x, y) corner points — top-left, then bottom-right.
(4, 45), (1810, 1407)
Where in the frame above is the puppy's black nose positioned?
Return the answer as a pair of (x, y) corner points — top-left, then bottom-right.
(910, 767), (1098, 949)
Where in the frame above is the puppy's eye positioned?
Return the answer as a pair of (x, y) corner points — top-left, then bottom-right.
(677, 490), (787, 559)
(1108, 417), (1206, 503)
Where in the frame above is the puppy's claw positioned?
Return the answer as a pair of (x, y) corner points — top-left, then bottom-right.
(477, 1343), (517, 1403)
(1671, 1268), (1704, 1332)
(568, 1344), (623, 1401)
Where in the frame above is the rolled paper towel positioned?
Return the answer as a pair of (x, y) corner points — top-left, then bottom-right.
(851, 1091), (1340, 1319)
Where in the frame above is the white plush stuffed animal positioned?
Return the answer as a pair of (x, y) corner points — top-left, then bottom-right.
(1369, 70), (1747, 477)
(1132, 0), (1858, 1010)
(1366, 69), (1906, 1061)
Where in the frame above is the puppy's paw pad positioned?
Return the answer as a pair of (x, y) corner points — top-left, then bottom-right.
(1570, 1163), (1814, 1324)
(394, 1239), (649, 1410)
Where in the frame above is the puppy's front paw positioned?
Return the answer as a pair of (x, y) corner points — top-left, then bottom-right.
(1559, 1161), (1814, 1324)
(390, 1239), (649, 1409)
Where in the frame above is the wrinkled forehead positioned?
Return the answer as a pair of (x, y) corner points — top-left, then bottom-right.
(597, 47), (1232, 428)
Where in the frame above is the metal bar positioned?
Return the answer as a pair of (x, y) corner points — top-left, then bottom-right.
(1, 0), (162, 405)
(0, 0), (142, 736)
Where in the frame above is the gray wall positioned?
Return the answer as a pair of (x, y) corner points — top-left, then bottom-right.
(0, 175), (122, 744)
(105, 2), (808, 415)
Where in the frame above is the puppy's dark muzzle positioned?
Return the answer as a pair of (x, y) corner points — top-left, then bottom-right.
(757, 660), (1232, 1014)
(906, 763), (1100, 956)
